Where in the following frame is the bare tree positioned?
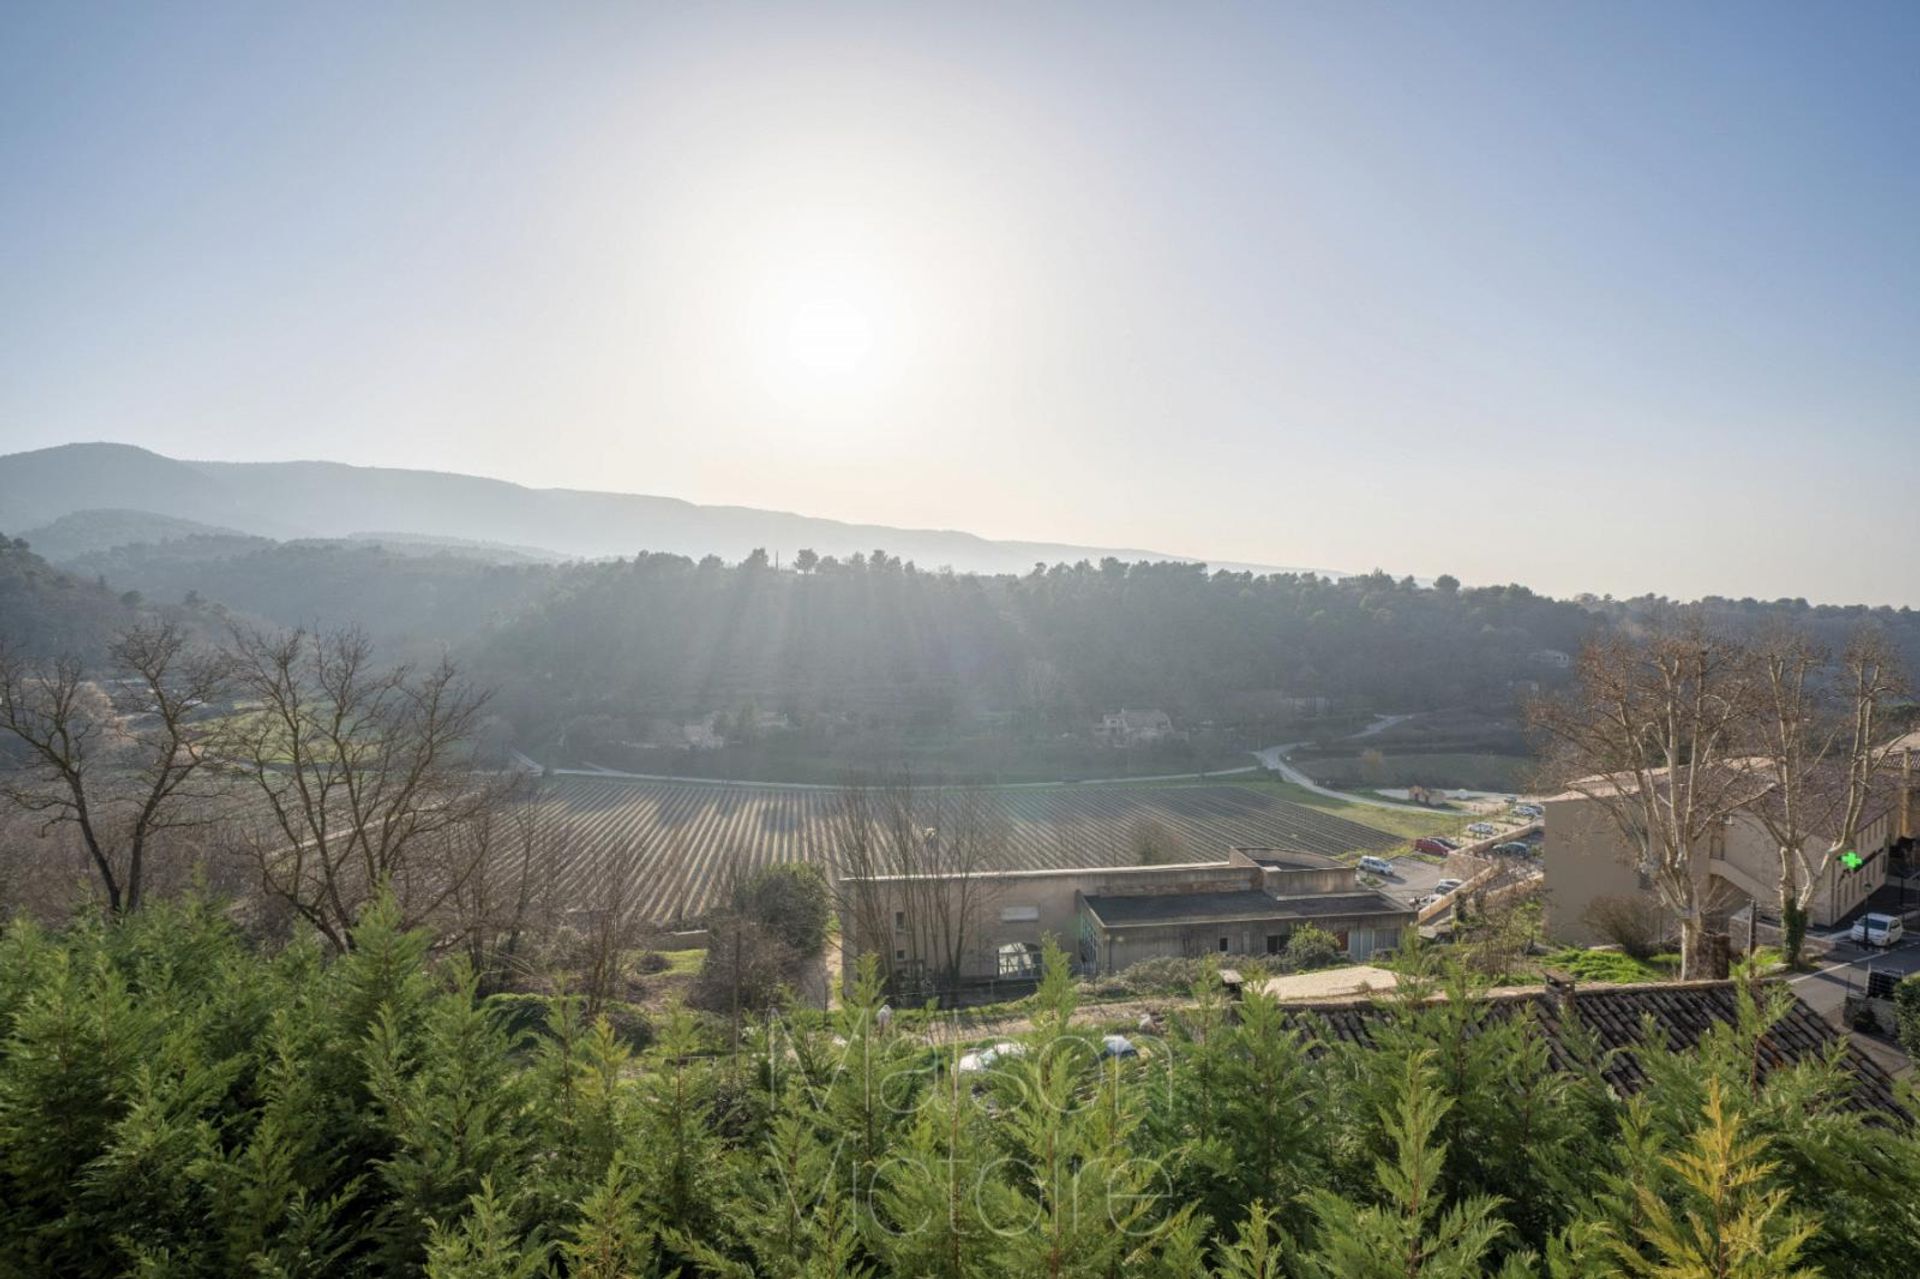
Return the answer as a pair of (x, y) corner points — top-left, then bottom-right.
(218, 626), (503, 950)
(834, 773), (1008, 998)
(0, 622), (233, 914)
(577, 855), (641, 1017)
(1579, 893), (1674, 961)
(443, 776), (574, 988)
(1530, 624), (1756, 978)
(1739, 628), (1910, 966)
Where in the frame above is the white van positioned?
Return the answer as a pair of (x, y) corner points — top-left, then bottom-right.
(1358, 855), (1395, 877)
(1850, 913), (1906, 948)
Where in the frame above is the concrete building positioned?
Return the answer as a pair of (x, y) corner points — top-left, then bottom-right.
(840, 847), (1415, 993)
(1541, 768), (1911, 946)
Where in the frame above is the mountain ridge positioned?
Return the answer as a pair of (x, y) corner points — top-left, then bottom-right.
(1, 443), (1341, 577)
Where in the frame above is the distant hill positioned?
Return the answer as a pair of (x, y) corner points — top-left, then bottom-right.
(0, 537), (138, 660)
(0, 443), (1335, 576)
(338, 532), (565, 564)
(19, 509), (250, 563)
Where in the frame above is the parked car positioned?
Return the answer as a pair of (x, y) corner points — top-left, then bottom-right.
(1412, 838), (1453, 856)
(1100, 1034), (1140, 1059)
(1466, 822), (1497, 837)
(1492, 841), (1532, 857)
(1433, 836), (1462, 851)
(1850, 913), (1906, 948)
(1434, 878), (1464, 895)
(1512, 804), (1543, 818)
(1358, 855), (1397, 877)
(1416, 893), (1443, 909)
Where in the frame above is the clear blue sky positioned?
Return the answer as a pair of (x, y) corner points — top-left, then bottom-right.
(4, 2), (1917, 604)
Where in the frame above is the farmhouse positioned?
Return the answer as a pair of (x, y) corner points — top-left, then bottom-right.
(1094, 708), (1177, 747)
(840, 846), (1415, 994)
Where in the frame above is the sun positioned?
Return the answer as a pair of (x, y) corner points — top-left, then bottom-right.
(783, 295), (876, 377)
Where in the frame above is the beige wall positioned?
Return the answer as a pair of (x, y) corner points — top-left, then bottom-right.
(1256, 864), (1357, 896)
(1540, 796), (1649, 946)
(841, 854), (1374, 983)
(1088, 914), (1405, 972)
(1543, 794), (1896, 945)
(841, 861), (1266, 983)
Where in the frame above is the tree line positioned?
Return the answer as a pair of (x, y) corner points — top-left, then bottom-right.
(15, 527), (1920, 773)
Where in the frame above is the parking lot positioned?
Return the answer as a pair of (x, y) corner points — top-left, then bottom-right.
(1363, 819), (1543, 907)
(1369, 855), (1452, 905)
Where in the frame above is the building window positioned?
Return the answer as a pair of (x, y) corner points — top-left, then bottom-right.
(1266, 934), (1284, 955)
(894, 949), (906, 962)
(999, 905), (1040, 923)
(894, 911), (906, 932)
(1218, 936), (1229, 953)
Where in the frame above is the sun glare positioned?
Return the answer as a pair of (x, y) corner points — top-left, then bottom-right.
(783, 295), (876, 377)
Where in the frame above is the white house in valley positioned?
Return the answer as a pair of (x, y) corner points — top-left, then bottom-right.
(1094, 708), (1177, 747)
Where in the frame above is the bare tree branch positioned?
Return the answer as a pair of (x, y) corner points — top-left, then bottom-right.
(217, 625), (507, 949)
(0, 622), (234, 913)
(1529, 621), (1757, 978)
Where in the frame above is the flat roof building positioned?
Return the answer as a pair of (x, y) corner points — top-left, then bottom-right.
(839, 845), (1417, 1000)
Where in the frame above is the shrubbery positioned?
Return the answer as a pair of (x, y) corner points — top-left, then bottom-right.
(1896, 973), (1920, 1059)
(1282, 923), (1344, 970)
(2, 899), (1917, 1277)
(1579, 893), (1672, 960)
(691, 862), (830, 1013)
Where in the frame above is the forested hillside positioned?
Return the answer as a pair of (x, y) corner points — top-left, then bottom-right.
(22, 522), (1920, 779)
(0, 536), (138, 660)
(475, 557), (1597, 757)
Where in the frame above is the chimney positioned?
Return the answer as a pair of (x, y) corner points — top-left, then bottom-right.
(1542, 968), (1576, 1017)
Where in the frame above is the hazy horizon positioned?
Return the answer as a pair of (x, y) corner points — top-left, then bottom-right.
(5, 3), (1918, 606)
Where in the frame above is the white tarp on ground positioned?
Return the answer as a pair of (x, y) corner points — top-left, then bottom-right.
(1260, 964), (1400, 1001)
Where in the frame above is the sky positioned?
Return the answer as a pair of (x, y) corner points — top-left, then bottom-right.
(3, 2), (1917, 605)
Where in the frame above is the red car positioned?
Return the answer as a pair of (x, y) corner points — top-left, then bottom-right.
(1412, 838), (1454, 856)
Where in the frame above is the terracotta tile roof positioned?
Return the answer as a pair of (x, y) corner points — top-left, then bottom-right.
(1274, 978), (1905, 1117)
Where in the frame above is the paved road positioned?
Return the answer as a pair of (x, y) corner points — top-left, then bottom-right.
(1251, 742), (1442, 813)
(532, 762), (1262, 791)
(1352, 713), (1417, 740)
(1787, 935), (1920, 1025)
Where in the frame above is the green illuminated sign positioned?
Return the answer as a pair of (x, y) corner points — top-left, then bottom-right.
(1839, 851), (1863, 871)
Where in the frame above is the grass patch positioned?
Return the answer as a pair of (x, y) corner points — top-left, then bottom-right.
(653, 948), (705, 977)
(1241, 779), (1471, 845)
(1290, 750), (1533, 792)
(932, 770), (1471, 851)
(1544, 948), (1681, 984)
